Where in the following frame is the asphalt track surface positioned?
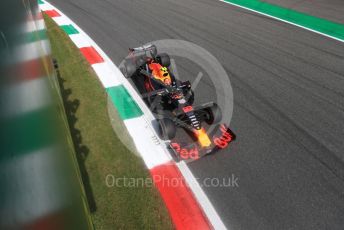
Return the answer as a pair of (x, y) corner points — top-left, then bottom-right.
(263, 0), (344, 24)
(49, 0), (344, 229)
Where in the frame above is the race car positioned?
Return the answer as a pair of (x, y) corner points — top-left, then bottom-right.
(121, 44), (235, 162)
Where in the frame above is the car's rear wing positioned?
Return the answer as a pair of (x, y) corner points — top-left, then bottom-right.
(129, 44), (157, 57)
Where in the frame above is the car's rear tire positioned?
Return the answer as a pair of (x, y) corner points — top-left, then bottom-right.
(156, 53), (171, 67)
(122, 59), (137, 78)
(157, 118), (176, 140)
(205, 103), (222, 125)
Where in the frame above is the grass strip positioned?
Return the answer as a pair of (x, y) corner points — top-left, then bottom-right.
(44, 14), (173, 229)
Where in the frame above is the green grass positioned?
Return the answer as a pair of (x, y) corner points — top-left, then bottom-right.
(44, 14), (173, 230)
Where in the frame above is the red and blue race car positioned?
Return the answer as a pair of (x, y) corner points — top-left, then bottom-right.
(121, 44), (235, 162)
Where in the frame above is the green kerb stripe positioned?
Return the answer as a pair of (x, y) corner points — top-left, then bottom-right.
(223, 0), (344, 41)
(107, 85), (143, 120)
(61, 25), (79, 35)
(38, 0), (44, 4)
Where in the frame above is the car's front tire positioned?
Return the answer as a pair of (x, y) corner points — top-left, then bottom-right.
(157, 118), (176, 140)
(204, 103), (222, 125)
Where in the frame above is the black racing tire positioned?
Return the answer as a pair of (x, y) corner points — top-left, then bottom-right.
(156, 53), (171, 67)
(122, 59), (137, 78)
(135, 55), (146, 67)
(205, 103), (222, 125)
(158, 118), (176, 140)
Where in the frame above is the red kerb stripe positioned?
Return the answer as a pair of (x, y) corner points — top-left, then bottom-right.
(44, 10), (60, 18)
(150, 163), (210, 230)
(80, 47), (104, 64)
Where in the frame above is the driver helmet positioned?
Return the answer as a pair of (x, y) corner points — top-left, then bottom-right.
(149, 63), (172, 85)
